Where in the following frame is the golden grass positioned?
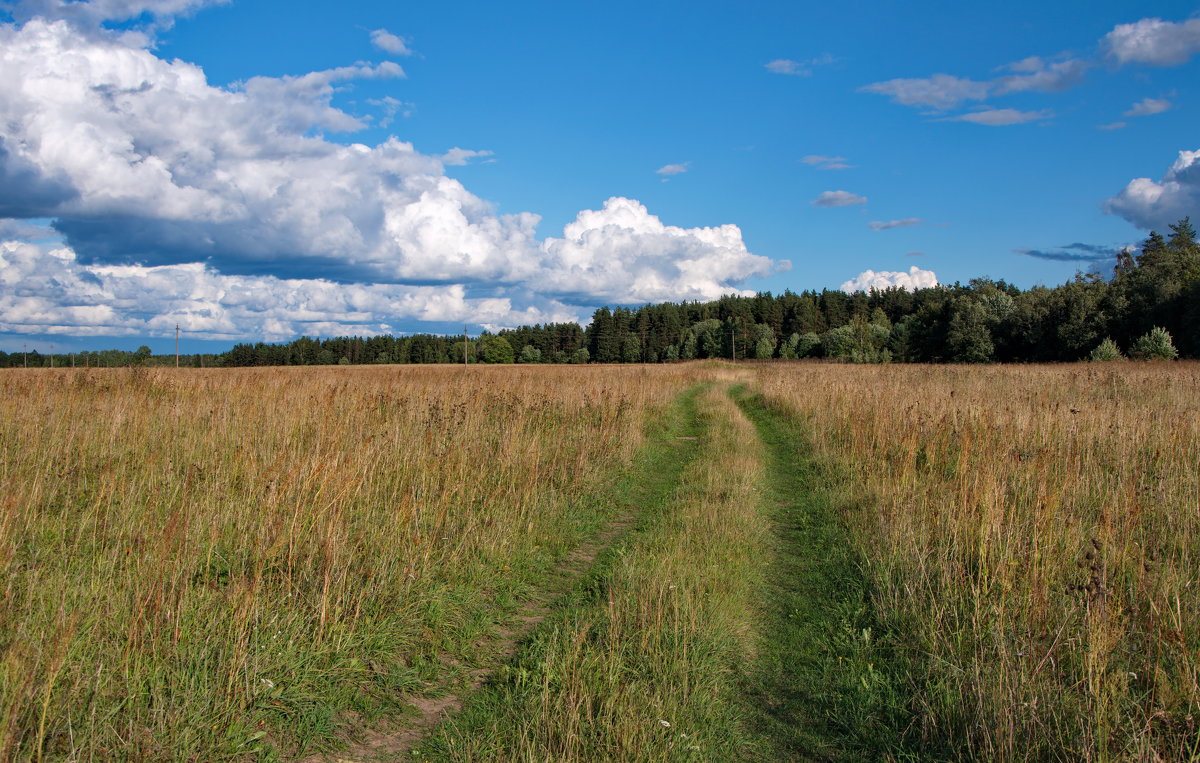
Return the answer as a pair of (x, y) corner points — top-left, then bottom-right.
(755, 362), (1200, 760)
(0, 364), (702, 760)
(5, 360), (1197, 760)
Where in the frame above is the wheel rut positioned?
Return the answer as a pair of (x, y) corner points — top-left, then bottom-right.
(299, 386), (708, 762)
(731, 384), (904, 761)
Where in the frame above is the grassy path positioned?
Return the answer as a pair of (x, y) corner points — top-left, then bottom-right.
(326, 379), (910, 761)
(732, 386), (910, 761)
(415, 382), (772, 760)
(307, 384), (712, 761)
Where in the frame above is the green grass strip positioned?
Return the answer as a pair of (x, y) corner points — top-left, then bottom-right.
(416, 383), (773, 760)
(731, 385), (917, 762)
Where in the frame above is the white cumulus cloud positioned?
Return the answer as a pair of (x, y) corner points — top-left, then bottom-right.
(537, 197), (782, 304)
(0, 19), (528, 287)
(0, 1), (788, 341)
(1103, 17), (1200, 67)
(5, 0), (227, 33)
(1104, 149), (1200, 230)
(0, 239), (578, 340)
(840, 266), (938, 293)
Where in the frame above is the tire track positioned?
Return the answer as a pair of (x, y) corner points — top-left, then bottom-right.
(299, 386), (709, 762)
(732, 385), (907, 761)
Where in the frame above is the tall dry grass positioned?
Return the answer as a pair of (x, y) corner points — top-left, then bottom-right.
(0, 364), (700, 760)
(756, 362), (1200, 760)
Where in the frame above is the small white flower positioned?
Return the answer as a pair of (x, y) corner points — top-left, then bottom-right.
(260, 678), (275, 689)
(659, 719), (671, 728)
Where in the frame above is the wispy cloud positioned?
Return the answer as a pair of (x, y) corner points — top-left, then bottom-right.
(861, 53), (1084, 119)
(992, 57), (1089, 95)
(943, 108), (1052, 126)
(368, 96), (414, 127)
(1015, 242), (1124, 262)
(861, 56), (1084, 111)
(765, 54), (837, 76)
(1098, 121), (1127, 131)
(869, 218), (922, 231)
(370, 28), (413, 56)
(859, 73), (990, 110)
(1125, 97), (1171, 117)
(0, 219), (57, 240)
(864, 16), (1200, 129)
(441, 147), (495, 166)
(801, 154), (852, 170)
(813, 190), (867, 207)
(655, 162), (690, 176)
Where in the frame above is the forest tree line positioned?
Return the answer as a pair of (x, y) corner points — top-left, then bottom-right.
(4, 218), (1195, 367)
(0, 346), (222, 369)
(215, 218), (1197, 365)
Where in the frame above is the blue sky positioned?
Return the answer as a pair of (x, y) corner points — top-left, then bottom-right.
(1, 0), (1197, 352)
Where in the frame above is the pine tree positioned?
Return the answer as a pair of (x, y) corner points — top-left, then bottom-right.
(1132, 326), (1178, 360)
(1088, 337), (1124, 362)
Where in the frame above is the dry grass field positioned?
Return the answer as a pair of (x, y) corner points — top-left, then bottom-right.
(1, 361), (1197, 761)
(0, 365), (703, 759)
(756, 362), (1200, 760)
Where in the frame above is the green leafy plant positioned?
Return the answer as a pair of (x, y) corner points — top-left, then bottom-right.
(1132, 326), (1178, 360)
(1088, 337), (1124, 362)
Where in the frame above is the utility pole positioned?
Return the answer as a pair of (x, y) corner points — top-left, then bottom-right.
(463, 326), (469, 366)
(730, 330), (735, 361)
(23, 344), (27, 368)
(175, 324), (180, 368)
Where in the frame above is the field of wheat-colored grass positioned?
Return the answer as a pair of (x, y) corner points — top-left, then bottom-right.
(4, 360), (1197, 761)
(756, 362), (1200, 760)
(0, 364), (704, 760)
